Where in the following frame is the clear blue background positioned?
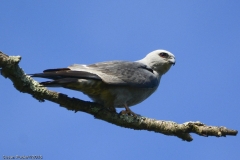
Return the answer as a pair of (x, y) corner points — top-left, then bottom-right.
(1, 1), (239, 160)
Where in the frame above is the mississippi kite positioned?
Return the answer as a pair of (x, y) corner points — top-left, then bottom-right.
(31, 50), (176, 116)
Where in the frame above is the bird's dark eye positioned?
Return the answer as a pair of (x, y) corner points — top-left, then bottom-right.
(159, 52), (169, 58)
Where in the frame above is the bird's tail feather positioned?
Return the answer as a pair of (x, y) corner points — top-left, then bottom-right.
(40, 78), (80, 87)
(30, 68), (101, 80)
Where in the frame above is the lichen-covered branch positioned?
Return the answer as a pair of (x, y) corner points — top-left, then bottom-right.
(0, 51), (238, 142)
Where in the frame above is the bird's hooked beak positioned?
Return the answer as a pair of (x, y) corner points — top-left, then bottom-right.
(168, 57), (176, 66)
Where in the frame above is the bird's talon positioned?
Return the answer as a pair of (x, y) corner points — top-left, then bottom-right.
(119, 109), (139, 117)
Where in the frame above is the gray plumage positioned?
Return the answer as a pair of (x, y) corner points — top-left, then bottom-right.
(31, 50), (175, 115)
(69, 61), (158, 88)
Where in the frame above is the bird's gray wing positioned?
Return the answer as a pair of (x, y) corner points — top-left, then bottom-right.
(69, 61), (159, 88)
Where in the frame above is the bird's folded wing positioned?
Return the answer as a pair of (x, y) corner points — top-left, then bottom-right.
(68, 61), (159, 88)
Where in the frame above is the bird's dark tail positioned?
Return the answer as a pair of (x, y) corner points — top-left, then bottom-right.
(30, 68), (101, 87)
(39, 78), (80, 87)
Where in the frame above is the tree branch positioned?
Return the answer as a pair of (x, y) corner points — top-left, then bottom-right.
(0, 51), (238, 142)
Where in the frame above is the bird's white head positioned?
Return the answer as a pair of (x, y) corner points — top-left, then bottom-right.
(138, 50), (176, 75)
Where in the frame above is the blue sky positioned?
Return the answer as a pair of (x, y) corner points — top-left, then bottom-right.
(1, 1), (239, 159)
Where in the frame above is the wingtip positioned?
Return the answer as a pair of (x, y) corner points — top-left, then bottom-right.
(43, 68), (70, 73)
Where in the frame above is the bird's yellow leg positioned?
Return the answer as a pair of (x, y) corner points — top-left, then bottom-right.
(120, 104), (138, 117)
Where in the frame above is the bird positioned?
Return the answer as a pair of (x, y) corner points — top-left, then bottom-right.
(31, 50), (175, 116)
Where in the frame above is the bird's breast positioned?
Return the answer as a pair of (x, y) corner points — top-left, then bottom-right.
(109, 86), (158, 108)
